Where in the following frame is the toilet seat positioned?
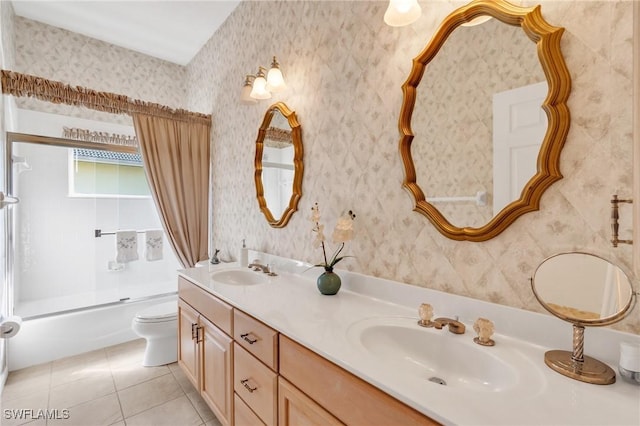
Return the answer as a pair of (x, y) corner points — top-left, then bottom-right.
(134, 301), (177, 323)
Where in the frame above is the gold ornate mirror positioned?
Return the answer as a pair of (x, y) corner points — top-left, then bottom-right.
(532, 252), (636, 384)
(255, 102), (303, 228)
(399, 0), (571, 241)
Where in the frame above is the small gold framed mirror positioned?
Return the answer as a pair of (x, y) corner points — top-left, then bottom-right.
(398, 0), (571, 241)
(532, 252), (636, 385)
(254, 102), (303, 228)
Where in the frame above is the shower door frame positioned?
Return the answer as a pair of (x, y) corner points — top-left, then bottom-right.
(4, 132), (142, 319)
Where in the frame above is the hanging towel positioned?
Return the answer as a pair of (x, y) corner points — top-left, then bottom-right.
(145, 229), (164, 261)
(116, 230), (139, 263)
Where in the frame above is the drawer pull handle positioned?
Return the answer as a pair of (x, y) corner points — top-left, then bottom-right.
(191, 323), (198, 340)
(240, 333), (257, 344)
(240, 379), (257, 393)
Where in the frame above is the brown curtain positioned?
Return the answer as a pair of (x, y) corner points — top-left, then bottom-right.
(1, 70), (212, 268)
(133, 113), (210, 268)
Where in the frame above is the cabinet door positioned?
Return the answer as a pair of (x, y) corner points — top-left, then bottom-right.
(201, 316), (233, 426)
(178, 299), (200, 389)
(278, 377), (344, 426)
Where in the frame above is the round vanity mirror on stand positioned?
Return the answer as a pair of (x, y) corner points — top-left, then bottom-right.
(532, 252), (637, 384)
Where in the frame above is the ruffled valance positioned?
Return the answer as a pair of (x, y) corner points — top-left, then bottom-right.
(265, 126), (293, 148)
(1, 70), (211, 126)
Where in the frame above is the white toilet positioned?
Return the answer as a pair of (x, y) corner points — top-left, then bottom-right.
(131, 300), (178, 367)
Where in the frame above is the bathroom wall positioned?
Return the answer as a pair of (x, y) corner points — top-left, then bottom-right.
(11, 16), (190, 126)
(186, 0), (638, 334)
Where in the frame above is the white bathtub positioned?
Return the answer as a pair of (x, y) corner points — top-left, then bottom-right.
(7, 293), (177, 371)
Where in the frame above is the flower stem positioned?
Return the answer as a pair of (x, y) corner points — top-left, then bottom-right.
(330, 242), (345, 266)
(321, 240), (328, 266)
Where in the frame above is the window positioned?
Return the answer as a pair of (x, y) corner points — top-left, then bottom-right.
(69, 148), (151, 197)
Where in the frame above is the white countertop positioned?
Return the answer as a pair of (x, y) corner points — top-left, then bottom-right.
(180, 254), (640, 426)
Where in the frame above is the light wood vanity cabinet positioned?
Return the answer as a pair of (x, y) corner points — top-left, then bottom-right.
(234, 309), (278, 370)
(234, 393), (265, 426)
(178, 277), (234, 426)
(178, 275), (438, 426)
(279, 335), (439, 426)
(177, 299), (200, 386)
(234, 343), (278, 425)
(232, 309), (279, 426)
(278, 377), (343, 426)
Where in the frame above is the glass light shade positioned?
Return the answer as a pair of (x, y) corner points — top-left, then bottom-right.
(250, 67), (271, 100)
(266, 56), (286, 93)
(240, 75), (257, 104)
(384, 0), (421, 27)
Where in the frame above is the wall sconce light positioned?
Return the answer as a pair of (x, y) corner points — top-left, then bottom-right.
(384, 0), (421, 27)
(250, 66), (271, 100)
(240, 75), (257, 104)
(266, 56), (286, 93)
(241, 56), (287, 103)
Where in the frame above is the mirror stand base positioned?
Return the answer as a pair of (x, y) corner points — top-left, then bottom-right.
(544, 350), (616, 385)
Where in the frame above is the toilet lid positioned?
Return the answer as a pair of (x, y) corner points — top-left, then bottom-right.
(135, 301), (177, 322)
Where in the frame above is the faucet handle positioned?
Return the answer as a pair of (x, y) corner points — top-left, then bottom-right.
(418, 303), (435, 327)
(473, 317), (495, 346)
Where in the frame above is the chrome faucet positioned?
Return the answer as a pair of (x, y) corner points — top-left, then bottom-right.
(248, 262), (270, 273)
(433, 317), (466, 335)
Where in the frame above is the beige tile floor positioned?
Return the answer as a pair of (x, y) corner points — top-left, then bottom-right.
(1, 339), (222, 426)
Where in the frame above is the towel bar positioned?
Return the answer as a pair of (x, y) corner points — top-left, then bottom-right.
(95, 229), (149, 238)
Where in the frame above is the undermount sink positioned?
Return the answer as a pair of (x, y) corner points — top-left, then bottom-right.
(211, 268), (268, 285)
(346, 316), (539, 393)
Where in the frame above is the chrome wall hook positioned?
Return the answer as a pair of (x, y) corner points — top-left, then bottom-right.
(611, 194), (633, 247)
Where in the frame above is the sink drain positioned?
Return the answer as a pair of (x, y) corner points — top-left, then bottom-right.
(428, 376), (447, 386)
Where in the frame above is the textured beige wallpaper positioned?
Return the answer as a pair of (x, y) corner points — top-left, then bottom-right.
(1, 1), (15, 70)
(188, 0), (638, 334)
(12, 16), (189, 126)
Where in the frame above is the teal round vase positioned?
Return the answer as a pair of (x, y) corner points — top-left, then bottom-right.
(317, 268), (341, 295)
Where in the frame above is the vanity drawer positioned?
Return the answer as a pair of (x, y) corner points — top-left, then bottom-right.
(234, 343), (278, 426)
(234, 393), (265, 426)
(234, 309), (278, 370)
(179, 276), (233, 336)
(279, 335), (439, 426)
(278, 377), (344, 426)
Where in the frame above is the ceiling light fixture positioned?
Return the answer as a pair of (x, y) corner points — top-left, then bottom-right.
(384, 0), (421, 27)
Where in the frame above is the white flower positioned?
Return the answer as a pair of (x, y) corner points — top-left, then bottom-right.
(332, 212), (355, 243)
(311, 203), (321, 223)
(311, 204), (356, 269)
